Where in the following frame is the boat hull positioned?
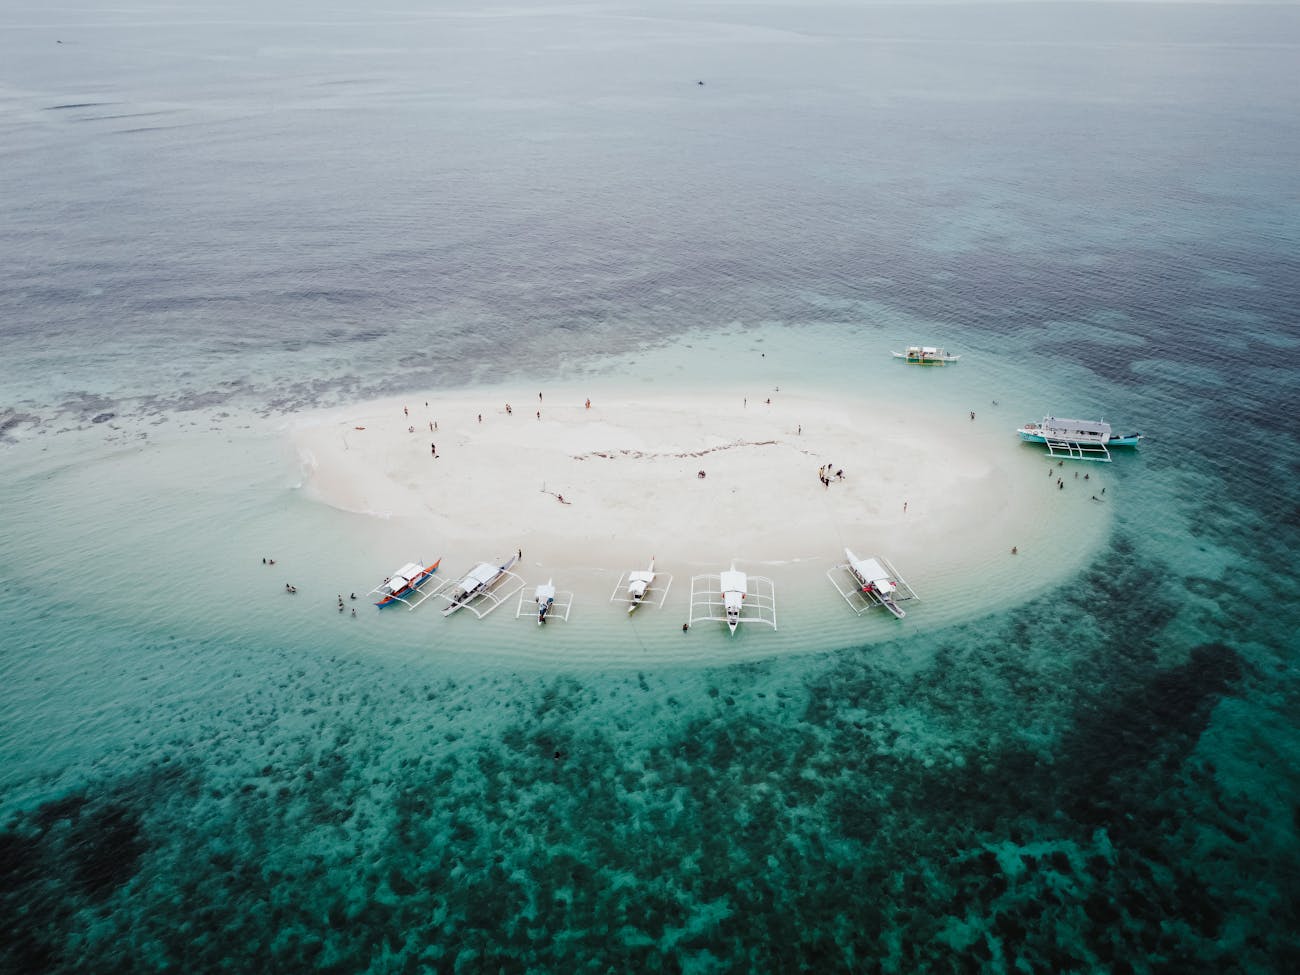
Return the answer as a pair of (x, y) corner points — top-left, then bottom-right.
(1018, 430), (1141, 448)
(891, 349), (959, 365)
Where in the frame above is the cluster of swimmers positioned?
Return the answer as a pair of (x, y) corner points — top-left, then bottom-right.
(1048, 462), (1107, 500)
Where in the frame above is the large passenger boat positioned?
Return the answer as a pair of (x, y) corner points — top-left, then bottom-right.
(1018, 417), (1142, 462)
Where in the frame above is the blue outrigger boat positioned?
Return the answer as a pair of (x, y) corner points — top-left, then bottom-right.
(1018, 417), (1142, 462)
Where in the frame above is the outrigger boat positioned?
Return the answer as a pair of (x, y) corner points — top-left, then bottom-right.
(827, 549), (918, 619)
(515, 578), (574, 625)
(369, 559), (442, 610)
(536, 580), (555, 624)
(609, 558), (672, 614)
(432, 554), (524, 619)
(688, 562), (777, 635)
(891, 345), (960, 365)
(1018, 416), (1142, 462)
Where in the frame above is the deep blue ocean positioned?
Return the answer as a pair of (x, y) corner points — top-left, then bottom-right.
(2, 2), (1298, 972)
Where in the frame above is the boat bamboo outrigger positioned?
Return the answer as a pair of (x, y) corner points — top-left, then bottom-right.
(609, 559), (672, 614)
(826, 549), (918, 619)
(368, 559), (442, 610)
(430, 555), (524, 619)
(1017, 416), (1142, 462)
(515, 579), (574, 625)
(891, 345), (960, 365)
(689, 562), (777, 635)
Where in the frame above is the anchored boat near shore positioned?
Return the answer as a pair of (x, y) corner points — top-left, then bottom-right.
(1018, 416), (1142, 462)
(516, 578), (574, 625)
(688, 562), (777, 635)
(369, 559), (441, 610)
(610, 558), (672, 614)
(434, 555), (524, 619)
(891, 345), (960, 365)
(827, 549), (918, 619)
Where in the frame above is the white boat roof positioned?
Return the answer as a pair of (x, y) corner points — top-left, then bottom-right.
(719, 569), (747, 592)
(628, 570), (655, 584)
(393, 562), (423, 580)
(1043, 416), (1112, 437)
(463, 562), (500, 586)
(853, 556), (891, 581)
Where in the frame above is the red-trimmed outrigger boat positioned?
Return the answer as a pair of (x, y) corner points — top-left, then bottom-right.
(369, 559), (441, 610)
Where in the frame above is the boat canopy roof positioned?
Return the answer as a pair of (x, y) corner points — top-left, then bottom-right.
(464, 563), (501, 586)
(1042, 416), (1113, 438)
(719, 569), (747, 592)
(392, 562), (423, 581)
(852, 556), (887, 577)
(628, 570), (654, 584)
(852, 557), (896, 588)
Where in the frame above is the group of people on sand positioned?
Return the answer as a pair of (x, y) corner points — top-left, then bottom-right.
(817, 464), (844, 488)
(402, 393), (592, 436)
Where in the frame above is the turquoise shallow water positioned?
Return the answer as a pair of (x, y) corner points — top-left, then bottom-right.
(3, 2), (1300, 972)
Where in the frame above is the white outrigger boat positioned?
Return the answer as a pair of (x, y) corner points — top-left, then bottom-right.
(609, 558), (672, 614)
(689, 562), (777, 635)
(368, 558), (442, 610)
(1017, 416), (1142, 462)
(431, 555), (524, 619)
(515, 578), (574, 625)
(826, 549), (919, 619)
(891, 345), (960, 365)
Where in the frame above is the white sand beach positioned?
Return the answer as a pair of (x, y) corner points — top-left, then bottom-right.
(291, 384), (1110, 657)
